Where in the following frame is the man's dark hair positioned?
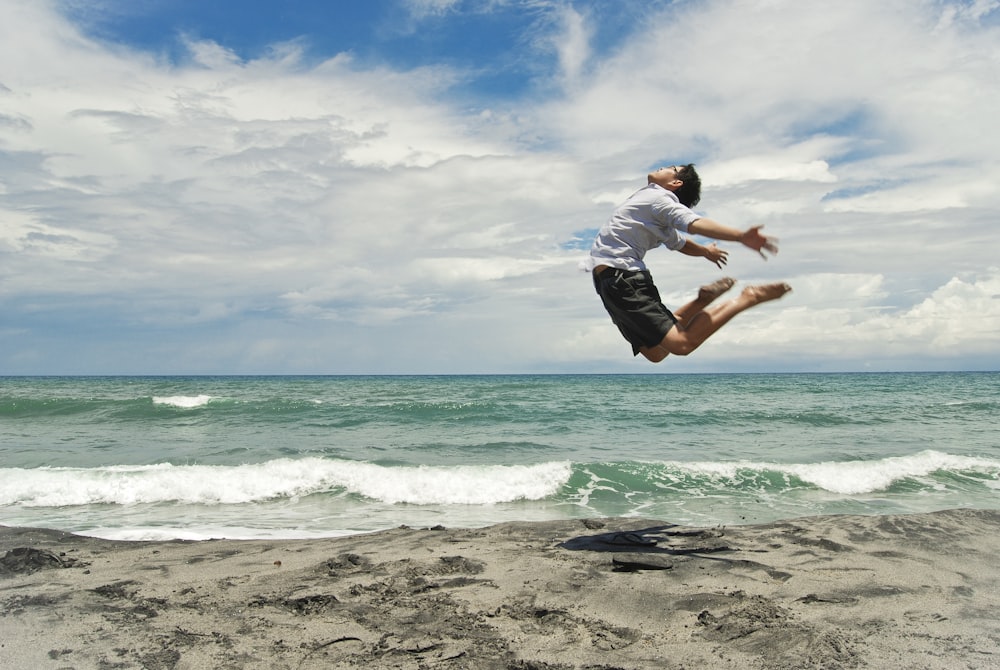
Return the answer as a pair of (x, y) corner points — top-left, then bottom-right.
(675, 163), (701, 208)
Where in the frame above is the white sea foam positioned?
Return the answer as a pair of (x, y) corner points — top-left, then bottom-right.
(152, 394), (213, 408)
(86, 526), (363, 542)
(682, 450), (999, 495)
(2, 451), (996, 512)
(0, 458), (574, 507)
(780, 451), (997, 494)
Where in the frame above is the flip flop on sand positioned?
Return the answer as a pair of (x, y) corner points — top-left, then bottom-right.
(612, 554), (674, 571)
(604, 532), (658, 547)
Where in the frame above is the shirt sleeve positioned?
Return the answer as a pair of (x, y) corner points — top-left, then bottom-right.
(651, 195), (700, 233)
(650, 193), (700, 250)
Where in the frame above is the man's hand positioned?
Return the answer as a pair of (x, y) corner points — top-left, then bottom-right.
(704, 243), (729, 269)
(741, 226), (779, 259)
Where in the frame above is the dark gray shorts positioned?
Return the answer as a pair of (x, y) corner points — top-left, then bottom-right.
(593, 268), (678, 356)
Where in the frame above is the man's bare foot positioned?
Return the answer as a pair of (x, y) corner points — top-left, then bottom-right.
(698, 277), (737, 302)
(742, 282), (792, 305)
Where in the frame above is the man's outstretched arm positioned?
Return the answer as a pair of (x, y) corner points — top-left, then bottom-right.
(678, 239), (729, 268)
(688, 217), (779, 258)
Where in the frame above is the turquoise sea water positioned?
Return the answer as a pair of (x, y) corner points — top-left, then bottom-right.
(1, 373), (998, 540)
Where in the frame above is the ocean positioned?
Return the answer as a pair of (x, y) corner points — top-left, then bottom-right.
(1, 373), (998, 541)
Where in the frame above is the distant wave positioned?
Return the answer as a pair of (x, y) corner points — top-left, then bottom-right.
(151, 394), (213, 409)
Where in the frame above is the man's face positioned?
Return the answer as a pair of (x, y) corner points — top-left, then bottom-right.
(648, 165), (683, 189)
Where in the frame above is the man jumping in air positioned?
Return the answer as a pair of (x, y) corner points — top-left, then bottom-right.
(588, 164), (791, 363)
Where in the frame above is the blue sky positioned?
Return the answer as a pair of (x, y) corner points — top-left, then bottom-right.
(2, 0), (999, 374)
(63, 0), (643, 100)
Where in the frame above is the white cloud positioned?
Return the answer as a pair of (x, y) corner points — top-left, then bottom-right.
(550, 5), (591, 89)
(708, 149), (838, 187)
(401, 0), (466, 19)
(0, 209), (114, 260)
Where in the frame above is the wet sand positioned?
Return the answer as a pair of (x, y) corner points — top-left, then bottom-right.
(2, 509), (999, 669)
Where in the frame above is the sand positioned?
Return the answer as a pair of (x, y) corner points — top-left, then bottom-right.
(2, 509), (999, 669)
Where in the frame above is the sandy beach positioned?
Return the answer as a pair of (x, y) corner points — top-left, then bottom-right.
(2, 509), (999, 669)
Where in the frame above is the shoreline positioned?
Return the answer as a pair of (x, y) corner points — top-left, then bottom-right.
(3, 509), (999, 669)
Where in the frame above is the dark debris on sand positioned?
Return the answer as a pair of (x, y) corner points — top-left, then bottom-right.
(0, 546), (87, 576)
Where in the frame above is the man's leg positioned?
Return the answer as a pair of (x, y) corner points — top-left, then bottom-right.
(638, 277), (735, 361)
(640, 282), (791, 362)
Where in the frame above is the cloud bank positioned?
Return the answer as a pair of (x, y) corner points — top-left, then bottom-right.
(1, 0), (998, 373)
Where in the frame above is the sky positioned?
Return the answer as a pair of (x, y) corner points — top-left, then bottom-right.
(1, 0), (999, 375)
